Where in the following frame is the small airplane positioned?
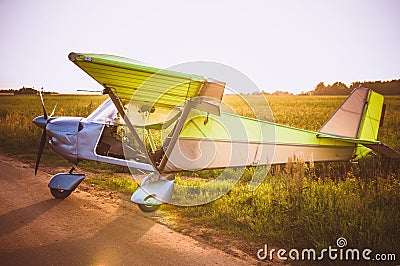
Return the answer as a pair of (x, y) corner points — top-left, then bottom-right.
(33, 52), (400, 212)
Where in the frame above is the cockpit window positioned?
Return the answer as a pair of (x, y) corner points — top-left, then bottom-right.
(86, 99), (119, 125)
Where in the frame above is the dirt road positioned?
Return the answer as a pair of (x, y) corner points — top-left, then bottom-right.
(0, 154), (256, 265)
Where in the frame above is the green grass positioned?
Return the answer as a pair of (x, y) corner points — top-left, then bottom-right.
(169, 164), (399, 253)
(0, 94), (399, 259)
(87, 174), (139, 194)
(0, 94), (107, 154)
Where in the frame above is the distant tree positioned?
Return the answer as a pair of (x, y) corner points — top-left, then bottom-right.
(271, 90), (292, 96)
(350, 81), (362, 90)
(330, 82), (351, 95)
(0, 89), (15, 94)
(16, 87), (37, 94)
(312, 82), (326, 95)
(350, 79), (400, 95)
(309, 79), (400, 95)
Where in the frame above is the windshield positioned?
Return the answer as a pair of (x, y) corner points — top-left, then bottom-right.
(86, 98), (119, 125)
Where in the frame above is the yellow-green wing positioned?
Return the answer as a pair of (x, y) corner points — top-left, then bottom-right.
(69, 52), (205, 108)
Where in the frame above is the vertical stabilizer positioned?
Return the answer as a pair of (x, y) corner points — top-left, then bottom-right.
(318, 88), (384, 141)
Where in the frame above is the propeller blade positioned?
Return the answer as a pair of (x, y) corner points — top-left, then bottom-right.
(39, 90), (48, 120)
(49, 104), (57, 118)
(35, 128), (47, 175)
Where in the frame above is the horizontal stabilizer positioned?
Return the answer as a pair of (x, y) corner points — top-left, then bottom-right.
(364, 143), (400, 159)
(317, 133), (400, 159)
(316, 133), (379, 145)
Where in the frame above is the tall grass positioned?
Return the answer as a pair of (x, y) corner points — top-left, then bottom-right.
(88, 174), (139, 194)
(0, 95), (106, 154)
(171, 163), (399, 254)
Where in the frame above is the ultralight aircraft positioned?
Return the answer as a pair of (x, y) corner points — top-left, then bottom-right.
(33, 52), (400, 211)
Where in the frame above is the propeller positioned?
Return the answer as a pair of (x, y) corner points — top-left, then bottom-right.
(35, 127), (47, 175)
(39, 90), (48, 120)
(33, 90), (56, 175)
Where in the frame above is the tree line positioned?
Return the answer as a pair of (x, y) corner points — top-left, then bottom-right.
(2, 80), (399, 96)
(0, 87), (57, 95)
(308, 79), (400, 95)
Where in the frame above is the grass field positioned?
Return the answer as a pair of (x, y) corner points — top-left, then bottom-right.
(0, 94), (399, 261)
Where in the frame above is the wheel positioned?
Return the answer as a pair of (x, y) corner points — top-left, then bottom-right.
(137, 195), (161, 212)
(50, 188), (72, 199)
(138, 203), (160, 212)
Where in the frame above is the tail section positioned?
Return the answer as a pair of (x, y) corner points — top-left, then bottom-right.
(318, 87), (384, 140)
(318, 87), (400, 159)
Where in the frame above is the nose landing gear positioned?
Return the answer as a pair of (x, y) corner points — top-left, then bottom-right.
(48, 167), (85, 199)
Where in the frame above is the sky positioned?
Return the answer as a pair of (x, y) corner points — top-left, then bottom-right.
(0, 0), (399, 94)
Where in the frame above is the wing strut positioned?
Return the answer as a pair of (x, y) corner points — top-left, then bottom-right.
(103, 86), (159, 173)
(158, 98), (197, 172)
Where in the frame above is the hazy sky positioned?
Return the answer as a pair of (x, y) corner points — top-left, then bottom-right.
(1, 0), (399, 94)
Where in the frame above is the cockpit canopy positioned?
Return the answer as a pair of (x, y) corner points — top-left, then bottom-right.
(86, 99), (119, 125)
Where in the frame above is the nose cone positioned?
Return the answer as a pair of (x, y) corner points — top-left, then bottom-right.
(33, 116), (47, 129)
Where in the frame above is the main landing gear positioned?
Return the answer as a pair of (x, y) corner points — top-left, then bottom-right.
(131, 173), (174, 212)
